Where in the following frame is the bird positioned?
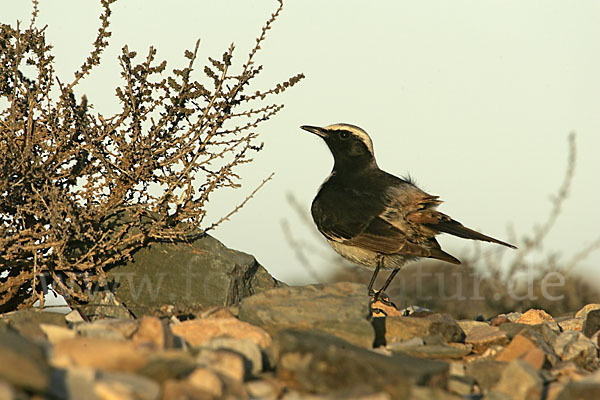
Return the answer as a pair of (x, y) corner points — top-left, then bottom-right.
(301, 123), (516, 303)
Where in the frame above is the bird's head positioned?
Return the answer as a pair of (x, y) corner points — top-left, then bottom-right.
(301, 123), (376, 170)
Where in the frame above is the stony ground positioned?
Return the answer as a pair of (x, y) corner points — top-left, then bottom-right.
(1, 282), (600, 400)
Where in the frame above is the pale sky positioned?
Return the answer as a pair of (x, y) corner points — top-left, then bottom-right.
(4, 1), (600, 285)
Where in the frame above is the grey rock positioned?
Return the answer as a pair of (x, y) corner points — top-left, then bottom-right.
(238, 282), (374, 348)
(385, 314), (465, 346)
(583, 309), (600, 338)
(0, 308), (66, 340)
(108, 234), (283, 316)
(493, 359), (543, 400)
(0, 329), (50, 393)
(137, 351), (196, 383)
(79, 290), (135, 321)
(203, 337), (263, 376)
(448, 375), (476, 396)
(274, 329), (448, 398)
(553, 331), (599, 370)
(407, 387), (462, 400)
(389, 343), (472, 359)
(497, 322), (529, 339)
(465, 360), (508, 391)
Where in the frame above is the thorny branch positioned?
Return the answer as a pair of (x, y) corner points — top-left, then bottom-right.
(0, 0), (304, 311)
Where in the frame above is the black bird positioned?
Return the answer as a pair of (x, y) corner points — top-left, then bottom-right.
(301, 123), (516, 301)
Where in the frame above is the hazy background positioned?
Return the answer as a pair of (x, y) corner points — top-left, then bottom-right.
(4, 1), (600, 285)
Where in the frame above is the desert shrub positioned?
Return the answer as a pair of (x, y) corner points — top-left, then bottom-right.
(285, 133), (600, 318)
(0, 0), (303, 312)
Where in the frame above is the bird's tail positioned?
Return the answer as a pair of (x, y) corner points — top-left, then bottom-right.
(430, 220), (517, 249)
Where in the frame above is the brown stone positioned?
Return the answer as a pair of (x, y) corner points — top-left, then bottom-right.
(187, 368), (224, 398)
(171, 317), (271, 349)
(196, 349), (246, 382)
(465, 325), (509, 353)
(132, 316), (172, 350)
(457, 320), (489, 336)
(575, 304), (600, 319)
(385, 313), (464, 345)
(495, 333), (545, 369)
(40, 323), (76, 344)
(494, 359), (543, 400)
(516, 309), (554, 325)
(52, 338), (147, 372)
(558, 318), (584, 332)
(161, 379), (216, 400)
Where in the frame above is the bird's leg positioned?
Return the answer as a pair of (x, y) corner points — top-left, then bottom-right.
(367, 260), (382, 298)
(375, 268), (400, 307)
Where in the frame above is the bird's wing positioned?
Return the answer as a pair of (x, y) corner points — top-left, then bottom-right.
(382, 183), (516, 249)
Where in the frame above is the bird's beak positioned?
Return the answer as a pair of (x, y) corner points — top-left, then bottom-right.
(300, 125), (327, 138)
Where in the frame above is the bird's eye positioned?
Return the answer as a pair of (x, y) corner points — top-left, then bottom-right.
(339, 131), (350, 139)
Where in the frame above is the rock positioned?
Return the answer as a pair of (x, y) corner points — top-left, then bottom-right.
(197, 349), (246, 382)
(553, 331), (599, 370)
(555, 381), (600, 400)
(448, 375), (476, 396)
(497, 322), (529, 339)
(390, 343), (472, 359)
(79, 290), (136, 321)
(583, 309), (600, 338)
(238, 283), (374, 348)
(52, 337), (148, 372)
(575, 304), (600, 319)
(409, 386), (462, 400)
(76, 318), (139, 341)
(0, 329), (50, 393)
(132, 316), (175, 350)
(94, 371), (160, 400)
(493, 359), (543, 400)
(0, 381), (16, 400)
(465, 325), (509, 353)
(465, 360), (508, 391)
(274, 329), (448, 397)
(245, 380), (281, 400)
(496, 312), (522, 322)
(161, 379), (222, 400)
(558, 317), (584, 332)
(457, 320), (489, 336)
(516, 309), (555, 325)
(0, 308), (67, 340)
(65, 310), (85, 324)
(137, 351), (196, 383)
(551, 361), (591, 383)
(170, 317), (271, 349)
(49, 366), (97, 400)
(187, 368), (224, 398)
(495, 333), (545, 369)
(202, 337), (263, 376)
(385, 314), (464, 346)
(40, 323), (77, 344)
(108, 234), (283, 316)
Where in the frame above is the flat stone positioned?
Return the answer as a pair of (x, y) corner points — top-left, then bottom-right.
(0, 329), (50, 393)
(65, 310), (85, 324)
(495, 333), (545, 369)
(202, 337), (263, 376)
(390, 343), (472, 359)
(555, 381), (600, 400)
(197, 349), (246, 382)
(516, 309), (555, 325)
(465, 325), (509, 353)
(497, 322), (529, 339)
(583, 309), (600, 338)
(385, 313), (464, 345)
(464, 360), (508, 391)
(553, 331), (599, 370)
(108, 233), (284, 316)
(448, 375), (476, 396)
(575, 304), (600, 319)
(49, 366), (97, 400)
(493, 359), (543, 400)
(52, 337), (148, 372)
(76, 318), (139, 341)
(161, 379), (219, 400)
(170, 317), (271, 349)
(457, 320), (489, 336)
(409, 386), (462, 400)
(40, 323), (76, 344)
(94, 371), (160, 400)
(187, 368), (224, 398)
(274, 329), (448, 397)
(0, 309), (67, 340)
(136, 351), (196, 383)
(238, 283), (374, 348)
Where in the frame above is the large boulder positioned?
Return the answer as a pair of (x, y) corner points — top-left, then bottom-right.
(107, 234), (284, 316)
